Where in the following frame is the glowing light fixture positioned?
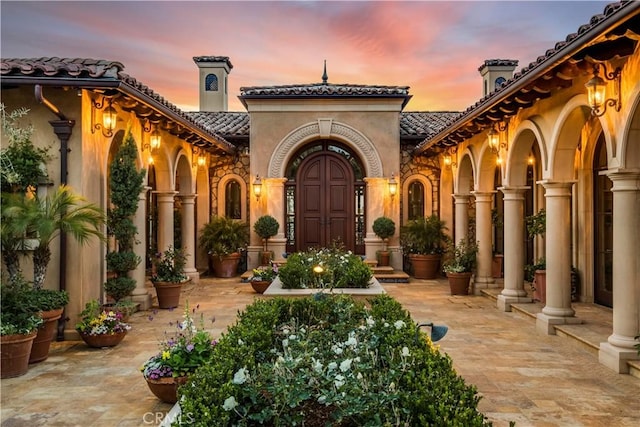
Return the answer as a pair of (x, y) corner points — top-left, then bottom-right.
(585, 64), (621, 117)
(253, 175), (263, 201)
(91, 96), (116, 137)
(388, 173), (398, 198)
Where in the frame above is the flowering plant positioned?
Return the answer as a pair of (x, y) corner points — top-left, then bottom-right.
(75, 299), (130, 336)
(249, 265), (278, 282)
(141, 301), (217, 380)
(151, 245), (188, 283)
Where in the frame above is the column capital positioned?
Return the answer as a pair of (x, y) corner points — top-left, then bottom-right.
(178, 194), (198, 203)
(605, 170), (640, 191)
(537, 180), (576, 194)
(498, 186), (529, 195)
(452, 193), (471, 202)
(471, 191), (494, 203)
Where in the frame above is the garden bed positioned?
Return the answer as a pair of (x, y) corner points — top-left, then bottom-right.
(171, 294), (490, 426)
(263, 277), (385, 296)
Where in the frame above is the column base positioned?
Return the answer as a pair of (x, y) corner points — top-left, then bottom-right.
(599, 342), (639, 374)
(536, 312), (582, 335)
(185, 268), (200, 284)
(497, 294), (532, 312)
(131, 292), (152, 311)
(472, 276), (495, 294)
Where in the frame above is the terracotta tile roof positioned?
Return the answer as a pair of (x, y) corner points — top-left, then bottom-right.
(240, 83), (410, 97)
(193, 56), (233, 69)
(1, 57), (235, 153)
(188, 111), (250, 137)
(187, 111), (459, 142)
(1, 57), (123, 78)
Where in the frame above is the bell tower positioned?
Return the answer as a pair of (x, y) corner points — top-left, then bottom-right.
(193, 56), (233, 112)
(478, 59), (518, 97)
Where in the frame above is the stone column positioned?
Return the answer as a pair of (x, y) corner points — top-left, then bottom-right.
(471, 192), (495, 292)
(599, 171), (640, 373)
(452, 194), (471, 245)
(155, 191), (177, 254)
(179, 194), (199, 283)
(497, 187), (531, 311)
(536, 181), (581, 334)
(131, 187), (152, 310)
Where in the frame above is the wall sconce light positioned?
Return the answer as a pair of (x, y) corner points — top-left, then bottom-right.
(488, 121), (508, 155)
(585, 63), (621, 117)
(443, 146), (457, 168)
(253, 175), (263, 201)
(91, 96), (117, 137)
(527, 154), (535, 165)
(192, 147), (207, 167)
(142, 119), (161, 151)
(388, 173), (398, 198)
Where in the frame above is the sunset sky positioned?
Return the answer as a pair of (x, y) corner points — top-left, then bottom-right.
(1, 1), (611, 112)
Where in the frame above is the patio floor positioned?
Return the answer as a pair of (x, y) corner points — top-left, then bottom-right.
(1, 277), (638, 426)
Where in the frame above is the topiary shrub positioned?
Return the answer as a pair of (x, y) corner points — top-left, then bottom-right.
(178, 294), (491, 426)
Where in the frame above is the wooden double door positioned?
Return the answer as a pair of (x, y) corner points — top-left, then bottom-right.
(296, 152), (355, 252)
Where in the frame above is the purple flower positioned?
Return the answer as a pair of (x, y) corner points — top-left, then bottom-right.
(186, 344), (194, 352)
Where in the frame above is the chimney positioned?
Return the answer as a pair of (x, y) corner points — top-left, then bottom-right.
(193, 56), (233, 112)
(478, 59), (518, 97)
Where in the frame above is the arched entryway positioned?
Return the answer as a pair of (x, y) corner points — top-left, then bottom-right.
(284, 140), (365, 254)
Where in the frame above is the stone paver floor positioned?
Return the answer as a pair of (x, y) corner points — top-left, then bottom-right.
(1, 277), (638, 426)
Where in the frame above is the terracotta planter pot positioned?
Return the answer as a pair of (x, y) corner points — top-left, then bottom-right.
(79, 331), (127, 348)
(533, 270), (546, 304)
(211, 253), (241, 278)
(1, 331), (37, 378)
(250, 280), (271, 294)
(153, 281), (184, 309)
(447, 272), (472, 295)
(378, 251), (391, 267)
(145, 376), (188, 403)
(29, 307), (63, 363)
(410, 254), (441, 279)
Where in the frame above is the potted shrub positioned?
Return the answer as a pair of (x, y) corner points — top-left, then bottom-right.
(150, 246), (188, 309)
(25, 285), (69, 363)
(443, 238), (478, 295)
(400, 215), (450, 279)
(105, 130), (145, 306)
(1, 278), (43, 378)
(75, 299), (130, 348)
(142, 302), (217, 403)
(248, 265), (278, 294)
(253, 215), (279, 265)
(199, 216), (249, 278)
(372, 216), (395, 267)
(525, 208), (546, 302)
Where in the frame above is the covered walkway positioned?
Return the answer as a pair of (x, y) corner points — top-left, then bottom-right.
(1, 278), (638, 426)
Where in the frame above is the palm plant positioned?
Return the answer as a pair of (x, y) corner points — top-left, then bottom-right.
(4, 185), (105, 289)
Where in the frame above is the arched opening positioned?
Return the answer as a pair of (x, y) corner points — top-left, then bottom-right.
(284, 140), (365, 254)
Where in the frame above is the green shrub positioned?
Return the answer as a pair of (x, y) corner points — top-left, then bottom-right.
(278, 246), (372, 289)
(104, 277), (136, 302)
(178, 294), (490, 426)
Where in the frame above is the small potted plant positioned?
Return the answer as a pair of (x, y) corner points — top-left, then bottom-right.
(75, 299), (130, 348)
(400, 215), (450, 279)
(443, 238), (478, 295)
(248, 265), (278, 294)
(253, 215), (279, 265)
(199, 216), (249, 278)
(150, 246), (189, 309)
(1, 278), (43, 378)
(141, 301), (217, 403)
(373, 216), (395, 267)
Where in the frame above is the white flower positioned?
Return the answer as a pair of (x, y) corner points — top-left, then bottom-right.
(232, 367), (249, 385)
(394, 320), (406, 330)
(389, 382), (396, 391)
(327, 362), (337, 371)
(344, 336), (357, 347)
(318, 395), (327, 405)
(237, 338), (244, 345)
(332, 344), (343, 355)
(354, 356), (361, 363)
(334, 374), (345, 388)
(401, 346), (410, 357)
(282, 339), (289, 348)
(223, 396), (238, 411)
(357, 372), (363, 380)
(282, 328), (290, 335)
(366, 317), (375, 327)
(384, 322), (389, 328)
(312, 358), (323, 373)
(339, 358), (352, 372)
(289, 334), (297, 340)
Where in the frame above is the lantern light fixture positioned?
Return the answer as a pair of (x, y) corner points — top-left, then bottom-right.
(192, 147), (207, 167)
(253, 175), (263, 201)
(443, 146), (457, 168)
(487, 120), (508, 155)
(142, 119), (162, 151)
(388, 173), (398, 198)
(91, 96), (117, 137)
(585, 63), (621, 117)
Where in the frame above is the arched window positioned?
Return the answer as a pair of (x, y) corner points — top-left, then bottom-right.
(408, 181), (424, 220)
(225, 180), (241, 219)
(205, 74), (218, 91)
